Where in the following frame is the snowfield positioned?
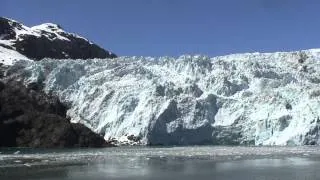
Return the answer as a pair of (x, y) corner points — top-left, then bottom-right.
(5, 49), (320, 146)
(0, 46), (30, 65)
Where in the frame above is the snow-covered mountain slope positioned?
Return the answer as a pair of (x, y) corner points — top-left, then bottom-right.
(0, 17), (116, 60)
(0, 46), (30, 65)
(6, 49), (320, 146)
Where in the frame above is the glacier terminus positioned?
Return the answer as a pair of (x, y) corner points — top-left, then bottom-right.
(5, 49), (320, 146)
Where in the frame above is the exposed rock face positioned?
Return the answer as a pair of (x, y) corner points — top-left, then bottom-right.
(0, 78), (110, 148)
(0, 17), (117, 61)
(0, 17), (17, 40)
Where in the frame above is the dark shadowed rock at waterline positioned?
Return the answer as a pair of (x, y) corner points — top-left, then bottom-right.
(0, 17), (117, 60)
(0, 80), (111, 148)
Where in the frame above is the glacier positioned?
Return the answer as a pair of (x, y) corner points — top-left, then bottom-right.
(5, 49), (320, 146)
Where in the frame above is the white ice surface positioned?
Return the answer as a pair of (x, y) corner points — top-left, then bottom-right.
(0, 46), (30, 65)
(6, 49), (320, 146)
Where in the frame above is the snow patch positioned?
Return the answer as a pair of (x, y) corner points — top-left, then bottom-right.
(0, 46), (30, 65)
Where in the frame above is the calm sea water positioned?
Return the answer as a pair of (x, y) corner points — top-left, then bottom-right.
(1, 146), (320, 180)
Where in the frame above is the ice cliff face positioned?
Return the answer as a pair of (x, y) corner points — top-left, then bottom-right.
(7, 49), (320, 146)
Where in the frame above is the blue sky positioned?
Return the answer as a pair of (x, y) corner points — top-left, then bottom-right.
(1, 0), (320, 57)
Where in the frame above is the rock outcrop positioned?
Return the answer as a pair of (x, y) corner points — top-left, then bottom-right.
(0, 77), (111, 148)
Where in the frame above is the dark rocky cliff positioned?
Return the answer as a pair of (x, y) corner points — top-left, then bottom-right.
(0, 78), (111, 148)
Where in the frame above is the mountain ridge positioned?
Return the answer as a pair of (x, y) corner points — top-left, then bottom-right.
(0, 17), (116, 64)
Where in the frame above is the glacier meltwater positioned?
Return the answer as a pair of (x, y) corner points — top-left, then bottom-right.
(6, 49), (320, 146)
